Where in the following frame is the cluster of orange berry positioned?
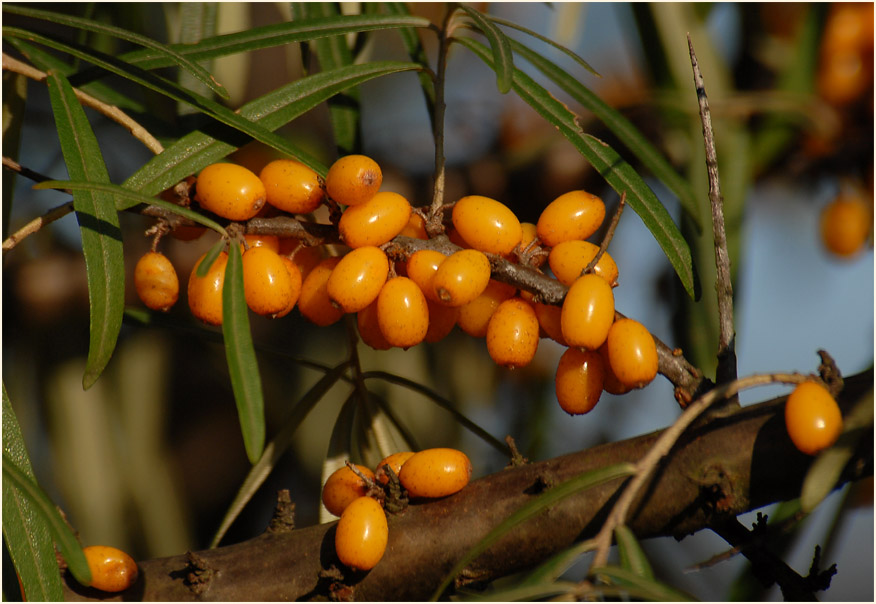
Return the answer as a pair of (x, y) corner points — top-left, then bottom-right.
(816, 2), (873, 108)
(322, 448), (471, 571)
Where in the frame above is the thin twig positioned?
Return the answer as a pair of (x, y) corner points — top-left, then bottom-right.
(426, 8), (455, 237)
(2, 53), (164, 155)
(687, 35), (736, 386)
(582, 192), (626, 278)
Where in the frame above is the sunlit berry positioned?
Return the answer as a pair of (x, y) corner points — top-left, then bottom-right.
(406, 249), (447, 303)
(377, 276), (429, 349)
(548, 240), (618, 287)
(486, 297), (540, 368)
(561, 274), (615, 350)
(357, 300), (393, 350)
(322, 464), (376, 517)
(598, 341), (634, 396)
(187, 251), (228, 326)
(81, 545), (138, 593)
(339, 191), (412, 248)
(425, 300), (459, 343)
(604, 318), (658, 389)
(432, 249), (492, 307)
(326, 246), (389, 313)
(335, 496), (388, 571)
(326, 155), (382, 206)
(242, 233), (280, 253)
(456, 280), (516, 338)
(194, 163), (266, 221)
(533, 301), (568, 346)
(298, 257), (344, 326)
(399, 212), (428, 239)
(274, 257), (303, 318)
(242, 246), (295, 317)
(134, 251), (179, 312)
(785, 381), (844, 455)
(451, 195), (523, 255)
(820, 193), (872, 258)
(555, 347), (605, 415)
(374, 451), (416, 485)
(537, 190), (606, 247)
(399, 448), (472, 498)
(279, 238), (323, 281)
(259, 158), (324, 214)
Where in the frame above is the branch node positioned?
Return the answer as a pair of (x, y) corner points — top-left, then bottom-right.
(266, 489), (296, 534)
(181, 551), (216, 596)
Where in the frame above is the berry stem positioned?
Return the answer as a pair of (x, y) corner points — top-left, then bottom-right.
(581, 192), (625, 278)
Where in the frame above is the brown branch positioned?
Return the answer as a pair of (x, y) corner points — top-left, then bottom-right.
(60, 370), (872, 602)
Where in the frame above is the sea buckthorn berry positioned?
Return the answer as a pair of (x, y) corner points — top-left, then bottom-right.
(425, 300), (459, 343)
(555, 348), (605, 415)
(598, 342), (633, 396)
(533, 302), (568, 346)
(326, 246), (389, 313)
(242, 234), (280, 253)
(326, 154), (382, 206)
(194, 163), (266, 221)
(298, 257), (344, 326)
(279, 239), (323, 280)
(406, 249), (447, 303)
(375, 451), (416, 485)
(81, 545), (138, 593)
(432, 249), (492, 307)
(785, 381), (844, 455)
(399, 448), (472, 499)
(561, 274), (615, 350)
(486, 297), (540, 368)
(134, 251), (179, 312)
(339, 191), (412, 248)
(537, 190), (606, 247)
(399, 212), (428, 239)
(274, 257), (302, 318)
(322, 464), (377, 517)
(457, 280), (516, 338)
(452, 195), (523, 255)
(820, 193), (872, 257)
(604, 318), (658, 389)
(549, 240), (619, 287)
(259, 158), (324, 214)
(446, 226), (471, 249)
(517, 222), (547, 267)
(335, 496), (388, 571)
(241, 246), (295, 317)
(377, 276), (429, 349)
(187, 251), (228, 326)
(357, 301), (393, 350)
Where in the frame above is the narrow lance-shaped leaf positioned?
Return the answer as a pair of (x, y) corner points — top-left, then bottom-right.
(46, 72), (124, 388)
(2, 385), (64, 601)
(455, 36), (698, 300)
(614, 524), (655, 580)
(458, 4), (514, 94)
(376, 3), (436, 116)
(222, 243), (265, 464)
(589, 565), (696, 601)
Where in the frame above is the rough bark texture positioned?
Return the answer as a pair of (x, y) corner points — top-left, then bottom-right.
(62, 371), (872, 601)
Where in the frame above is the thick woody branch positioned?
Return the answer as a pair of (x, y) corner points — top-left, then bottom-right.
(62, 370), (872, 602)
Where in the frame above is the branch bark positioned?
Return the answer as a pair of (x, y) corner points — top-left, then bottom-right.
(62, 370), (872, 602)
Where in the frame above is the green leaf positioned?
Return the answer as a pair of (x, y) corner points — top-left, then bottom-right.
(455, 36), (697, 299)
(46, 72), (124, 389)
(429, 462), (637, 601)
(615, 524), (655, 580)
(122, 61), (421, 197)
(590, 565), (696, 601)
(521, 538), (598, 585)
(377, 3), (436, 114)
(33, 180), (227, 235)
(196, 239), (228, 279)
(460, 580), (579, 601)
(210, 361), (352, 547)
(2, 454), (91, 587)
(2, 385), (64, 601)
(506, 37), (701, 229)
(458, 5), (514, 94)
(222, 243), (265, 464)
(3, 4), (228, 99)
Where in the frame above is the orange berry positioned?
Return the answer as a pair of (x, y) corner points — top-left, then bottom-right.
(548, 240), (618, 287)
(242, 246), (295, 317)
(242, 233), (280, 253)
(134, 251), (179, 312)
(598, 341), (634, 395)
(279, 239), (323, 280)
(537, 190), (606, 247)
(81, 545), (138, 593)
(259, 158), (324, 214)
(399, 212), (428, 239)
(398, 448), (472, 498)
(377, 276), (429, 349)
(357, 300), (393, 350)
(194, 163), (266, 221)
(561, 274), (615, 350)
(322, 464), (376, 517)
(275, 257), (303, 318)
(486, 297), (540, 368)
(298, 257), (344, 326)
(517, 222), (547, 267)
(604, 318), (658, 389)
(335, 496), (388, 571)
(785, 381), (843, 455)
(457, 280), (516, 338)
(451, 195), (523, 255)
(374, 451), (416, 485)
(424, 299), (459, 343)
(326, 154), (382, 206)
(406, 249), (447, 303)
(555, 347), (605, 415)
(339, 191), (412, 248)
(187, 251), (228, 326)
(817, 47), (871, 106)
(533, 301), (568, 346)
(820, 193), (872, 257)
(326, 246), (389, 313)
(432, 249), (492, 307)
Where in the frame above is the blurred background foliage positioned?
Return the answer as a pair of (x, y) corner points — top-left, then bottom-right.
(2, 2), (873, 600)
